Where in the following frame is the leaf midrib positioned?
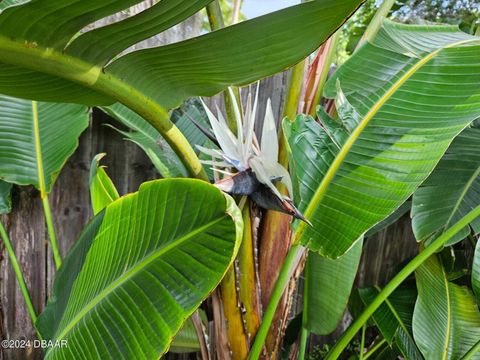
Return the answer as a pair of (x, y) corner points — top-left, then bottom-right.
(54, 215), (227, 341)
(31, 101), (46, 197)
(295, 37), (478, 243)
(442, 265), (452, 360)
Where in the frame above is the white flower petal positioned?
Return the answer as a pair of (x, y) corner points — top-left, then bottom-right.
(244, 83), (259, 164)
(261, 98), (279, 164)
(200, 159), (230, 167)
(200, 99), (239, 162)
(196, 145), (224, 159)
(250, 157), (283, 199)
(227, 87), (244, 144)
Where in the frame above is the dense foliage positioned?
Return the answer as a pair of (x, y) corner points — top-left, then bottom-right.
(0, 1), (478, 360)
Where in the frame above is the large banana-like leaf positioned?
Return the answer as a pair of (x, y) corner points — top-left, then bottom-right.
(89, 160), (207, 355)
(0, 0), (361, 178)
(359, 286), (422, 359)
(0, 0), (361, 107)
(283, 114), (363, 334)
(0, 95), (89, 196)
(287, 20), (480, 258)
(0, 180), (12, 214)
(412, 127), (480, 246)
(413, 256), (480, 360)
(37, 179), (243, 359)
(304, 239), (363, 335)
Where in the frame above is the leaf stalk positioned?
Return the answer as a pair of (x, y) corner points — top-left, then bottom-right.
(298, 327), (309, 360)
(42, 196), (62, 270)
(363, 338), (386, 360)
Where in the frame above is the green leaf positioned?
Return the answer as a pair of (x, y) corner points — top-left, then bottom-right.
(284, 114), (364, 334)
(304, 239), (363, 335)
(99, 104), (188, 178)
(359, 285), (422, 359)
(170, 310), (208, 353)
(0, 95), (89, 196)
(65, 0), (213, 66)
(0, 0), (362, 179)
(286, 20), (480, 258)
(473, 241), (480, 303)
(0, 180), (12, 214)
(170, 98), (223, 180)
(413, 256), (480, 360)
(99, 98), (213, 179)
(372, 344), (401, 360)
(170, 98), (211, 151)
(0, 0), (149, 49)
(105, 0), (361, 111)
(89, 153), (120, 215)
(37, 179), (243, 359)
(0, 0), (363, 107)
(283, 114), (338, 219)
(170, 319), (201, 353)
(412, 127), (480, 246)
(0, 1), (25, 11)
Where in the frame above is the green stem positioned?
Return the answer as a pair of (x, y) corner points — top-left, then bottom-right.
(298, 327), (309, 360)
(363, 338), (386, 360)
(0, 35), (208, 181)
(359, 324), (366, 360)
(298, 251), (311, 360)
(326, 205), (480, 359)
(249, 244), (306, 360)
(359, 0), (395, 47)
(461, 339), (480, 360)
(0, 221), (41, 338)
(42, 196), (62, 270)
(206, 1), (225, 31)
